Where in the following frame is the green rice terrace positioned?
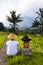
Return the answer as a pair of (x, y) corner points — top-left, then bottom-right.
(0, 32), (7, 48)
(0, 32), (43, 65)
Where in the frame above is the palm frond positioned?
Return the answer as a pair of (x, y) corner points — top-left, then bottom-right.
(6, 16), (13, 23)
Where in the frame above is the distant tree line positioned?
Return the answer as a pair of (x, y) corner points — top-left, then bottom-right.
(0, 8), (43, 35)
(0, 22), (5, 31)
(0, 10), (23, 33)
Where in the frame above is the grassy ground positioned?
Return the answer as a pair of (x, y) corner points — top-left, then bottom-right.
(0, 32), (7, 48)
(6, 34), (43, 65)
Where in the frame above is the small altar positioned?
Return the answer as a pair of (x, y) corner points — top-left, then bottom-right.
(21, 35), (32, 55)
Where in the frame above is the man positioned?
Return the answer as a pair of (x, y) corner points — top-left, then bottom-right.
(6, 33), (19, 56)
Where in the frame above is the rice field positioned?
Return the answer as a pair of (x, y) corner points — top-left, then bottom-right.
(0, 32), (7, 48)
(6, 34), (43, 65)
(0, 32), (43, 65)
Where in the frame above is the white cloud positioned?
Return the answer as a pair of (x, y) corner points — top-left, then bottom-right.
(25, 0), (43, 17)
(0, 0), (43, 22)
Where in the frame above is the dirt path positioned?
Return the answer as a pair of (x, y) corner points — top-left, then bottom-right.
(0, 38), (8, 65)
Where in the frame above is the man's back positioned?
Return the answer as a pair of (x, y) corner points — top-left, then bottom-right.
(6, 40), (19, 56)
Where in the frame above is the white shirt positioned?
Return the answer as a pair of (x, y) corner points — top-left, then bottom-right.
(6, 40), (19, 55)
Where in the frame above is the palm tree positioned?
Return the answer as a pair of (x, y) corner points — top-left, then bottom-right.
(36, 8), (43, 35)
(32, 20), (40, 28)
(6, 10), (23, 32)
(31, 20), (41, 34)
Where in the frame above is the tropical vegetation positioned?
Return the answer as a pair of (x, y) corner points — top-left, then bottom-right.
(6, 10), (23, 32)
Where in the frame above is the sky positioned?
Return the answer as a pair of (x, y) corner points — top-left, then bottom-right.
(0, 0), (43, 27)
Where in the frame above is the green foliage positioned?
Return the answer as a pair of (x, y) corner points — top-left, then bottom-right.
(7, 53), (43, 65)
(7, 34), (43, 65)
(0, 22), (5, 31)
(31, 8), (43, 35)
(6, 10), (23, 32)
(32, 20), (40, 28)
(0, 32), (7, 48)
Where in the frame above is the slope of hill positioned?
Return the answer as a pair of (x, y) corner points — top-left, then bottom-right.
(18, 15), (34, 29)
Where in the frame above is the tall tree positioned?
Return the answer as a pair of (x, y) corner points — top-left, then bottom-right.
(32, 20), (40, 28)
(36, 8), (43, 35)
(6, 10), (23, 32)
(31, 20), (41, 34)
(0, 22), (4, 31)
(31, 8), (43, 35)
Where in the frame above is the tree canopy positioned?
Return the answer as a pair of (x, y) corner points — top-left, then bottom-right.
(0, 22), (4, 31)
(31, 8), (43, 35)
(6, 10), (23, 32)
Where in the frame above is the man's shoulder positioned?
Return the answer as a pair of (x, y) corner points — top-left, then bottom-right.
(7, 40), (11, 43)
(14, 41), (19, 44)
(6, 40), (11, 44)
